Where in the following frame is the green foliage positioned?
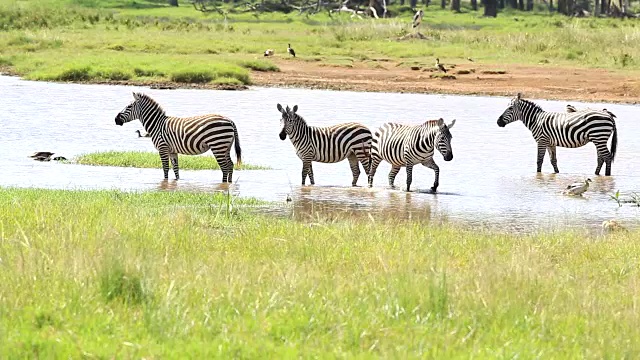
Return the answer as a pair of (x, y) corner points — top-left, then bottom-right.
(74, 150), (270, 170)
(0, 187), (640, 357)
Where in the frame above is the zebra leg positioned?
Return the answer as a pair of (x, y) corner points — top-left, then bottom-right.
(347, 153), (361, 187)
(536, 143), (546, 173)
(593, 140), (612, 176)
(225, 153), (234, 183)
(159, 151), (170, 180)
(308, 162), (315, 185)
(213, 151), (233, 183)
(547, 146), (559, 173)
(422, 158), (440, 192)
(388, 166), (401, 188)
(169, 153), (180, 180)
(405, 164), (414, 192)
(301, 161), (310, 185)
(353, 143), (371, 177)
(368, 155), (382, 188)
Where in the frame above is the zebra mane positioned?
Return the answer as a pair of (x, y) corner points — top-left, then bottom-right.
(135, 93), (166, 116)
(517, 98), (543, 113)
(424, 119), (452, 139)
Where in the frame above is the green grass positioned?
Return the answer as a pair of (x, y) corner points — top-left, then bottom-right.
(1, 186), (640, 357)
(74, 150), (270, 170)
(1, 0), (640, 88)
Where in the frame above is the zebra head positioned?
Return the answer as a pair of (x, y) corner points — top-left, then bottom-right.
(276, 103), (300, 141)
(115, 92), (146, 126)
(435, 118), (455, 162)
(497, 93), (524, 128)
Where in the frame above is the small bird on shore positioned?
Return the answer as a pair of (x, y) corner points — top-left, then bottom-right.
(29, 151), (54, 159)
(136, 130), (150, 138)
(286, 194), (292, 203)
(264, 49), (274, 57)
(412, 9), (424, 29)
(435, 58), (447, 73)
(467, 57), (474, 62)
(565, 178), (592, 196)
(602, 219), (626, 232)
(32, 154), (53, 162)
(287, 43), (296, 58)
(566, 104), (577, 112)
(53, 156), (67, 161)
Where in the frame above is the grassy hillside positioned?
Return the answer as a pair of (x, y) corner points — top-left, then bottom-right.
(0, 0), (639, 86)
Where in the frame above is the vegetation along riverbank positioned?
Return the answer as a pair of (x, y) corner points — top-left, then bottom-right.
(1, 0), (640, 103)
(74, 150), (271, 170)
(0, 187), (639, 357)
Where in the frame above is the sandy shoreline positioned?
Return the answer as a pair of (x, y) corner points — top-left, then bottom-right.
(4, 61), (640, 104)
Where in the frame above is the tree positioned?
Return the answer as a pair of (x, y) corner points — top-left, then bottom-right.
(471, 0), (478, 10)
(484, 0), (497, 16)
(451, 0), (461, 11)
(169, 0), (178, 6)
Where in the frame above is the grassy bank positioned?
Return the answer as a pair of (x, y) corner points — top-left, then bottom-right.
(1, 0), (640, 87)
(1, 187), (640, 357)
(74, 150), (270, 170)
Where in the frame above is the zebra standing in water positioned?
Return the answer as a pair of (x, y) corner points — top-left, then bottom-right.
(368, 118), (455, 192)
(276, 104), (372, 186)
(497, 93), (618, 176)
(115, 92), (242, 183)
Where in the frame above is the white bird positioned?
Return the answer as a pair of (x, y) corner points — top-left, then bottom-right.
(566, 104), (577, 112)
(264, 49), (274, 57)
(136, 130), (150, 138)
(565, 178), (592, 196)
(412, 9), (424, 29)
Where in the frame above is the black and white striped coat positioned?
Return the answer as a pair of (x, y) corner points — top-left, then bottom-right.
(497, 93), (618, 176)
(368, 118), (455, 192)
(115, 92), (242, 182)
(277, 104), (372, 186)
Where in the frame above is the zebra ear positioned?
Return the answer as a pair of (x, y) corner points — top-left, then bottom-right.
(447, 119), (456, 129)
(132, 92), (141, 100)
(292, 105), (298, 113)
(436, 118), (444, 126)
(277, 103), (284, 113)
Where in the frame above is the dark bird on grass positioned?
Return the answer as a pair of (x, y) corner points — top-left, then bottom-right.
(136, 130), (150, 138)
(435, 58), (447, 73)
(467, 57), (474, 62)
(53, 156), (67, 161)
(286, 194), (292, 203)
(412, 9), (424, 29)
(287, 43), (296, 58)
(264, 49), (274, 57)
(32, 154), (52, 162)
(566, 104), (577, 113)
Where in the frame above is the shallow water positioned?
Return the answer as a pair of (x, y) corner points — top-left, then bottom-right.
(1, 75), (639, 233)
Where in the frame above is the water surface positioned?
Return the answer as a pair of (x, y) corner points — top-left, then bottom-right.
(1, 75), (639, 233)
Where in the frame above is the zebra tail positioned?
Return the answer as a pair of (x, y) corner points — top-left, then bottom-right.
(610, 121), (618, 164)
(233, 122), (242, 166)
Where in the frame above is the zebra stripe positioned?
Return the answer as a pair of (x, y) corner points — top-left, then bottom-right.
(277, 103), (372, 186)
(115, 92), (242, 183)
(497, 93), (618, 176)
(368, 118), (455, 192)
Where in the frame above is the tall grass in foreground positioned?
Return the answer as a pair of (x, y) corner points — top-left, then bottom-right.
(74, 150), (270, 170)
(1, 187), (640, 358)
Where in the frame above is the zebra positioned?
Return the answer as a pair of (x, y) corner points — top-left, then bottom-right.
(368, 118), (455, 192)
(497, 93), (618, 176)
(276, 103), (372, 186)
(115, 92), (242, 183)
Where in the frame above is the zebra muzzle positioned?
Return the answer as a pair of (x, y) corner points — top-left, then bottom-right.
(497, 116), (506, 127)
(444, 153), (453, 161)
(115, 115), (124, 126)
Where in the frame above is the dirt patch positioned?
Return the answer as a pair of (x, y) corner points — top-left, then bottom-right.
(251, 60), (640, 104)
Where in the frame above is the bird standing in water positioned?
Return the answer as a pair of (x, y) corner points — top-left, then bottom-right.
(136, 130), (150, 138)
(565, 178), (592, 196)
(287, 44), (296, 58)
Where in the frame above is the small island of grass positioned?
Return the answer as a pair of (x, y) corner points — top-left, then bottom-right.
(74, 151), (270, 170)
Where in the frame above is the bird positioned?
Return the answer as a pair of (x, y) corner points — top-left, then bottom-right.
(602, 219), (626, 232)
(52, 156), (67, 161)
(286, 194), (292, 203)
(287, 43), (296, 58)
(32, 154), (52, 162)
(264, 49), (274, 57)
(565, 178), (592, 196)
(135, 130), (150, 138)
(467, 57), (474, 62)
(412, 9), (424, 29)
(435, 58), (447, 73)
(29, 151), (54, 159)
(566, 104), (577, 112)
